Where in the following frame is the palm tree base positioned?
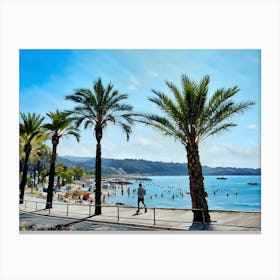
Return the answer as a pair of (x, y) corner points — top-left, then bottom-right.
(19, 192), (25, 204)
(45, 203), (52, 209)
(95, 206), (102, 215)
(193, 210), (211, 224)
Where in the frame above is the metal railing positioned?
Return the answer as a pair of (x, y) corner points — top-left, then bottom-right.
(20, 199), (208, 228)
(20, 199), (261, 230)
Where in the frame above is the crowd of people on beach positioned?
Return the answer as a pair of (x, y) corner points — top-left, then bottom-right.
(32, 176), (242, 212)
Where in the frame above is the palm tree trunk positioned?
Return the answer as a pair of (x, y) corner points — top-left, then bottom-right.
(46, 142), (57, 209)
(19, 144), (31, 204)
(95, 141), (102, 215)
(57, 176), (61, 188)
(186, 142), (211, 223)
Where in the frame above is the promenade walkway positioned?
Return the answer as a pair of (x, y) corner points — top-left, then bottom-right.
(20, 195), (261, 232)
(20, 211), (154, 231)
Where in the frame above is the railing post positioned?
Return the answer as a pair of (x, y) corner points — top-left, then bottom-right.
(202, 209), (205, 230)
(117, 206), (120, 221)
(153, 208), (156, 225)
(25, 200), (27, 210)
(66, 204), (69, 216)
(48, 204), (51, 215)
(89, 205), (91, 216)
(35, 202), (38, 212)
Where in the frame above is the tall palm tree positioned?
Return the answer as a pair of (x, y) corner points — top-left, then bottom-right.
(140, 74), (255, 223)
(43, 110), (80, 209)
(65, 78), (134, 215)
(19, 112), (45, 203)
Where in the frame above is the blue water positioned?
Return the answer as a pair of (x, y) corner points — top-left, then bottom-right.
(105, 175), (261, 212)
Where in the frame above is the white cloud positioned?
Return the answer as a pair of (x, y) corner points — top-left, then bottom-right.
(200, 141), (261, 168)
(133, 137), (164, 149)
(208, 142), (259, 158)
(127, 75), (140, 91)
(147, 69), (159, 77)
(130, 75), (140, 86)
(57, 143), (94, 157)
(248, 124), (258, 131)
(128, 84), (137, 90)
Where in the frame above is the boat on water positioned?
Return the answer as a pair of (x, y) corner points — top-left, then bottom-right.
(248, 181), (258, 185)
(217, 176), (227, 180)
(217, 164), (227, 179)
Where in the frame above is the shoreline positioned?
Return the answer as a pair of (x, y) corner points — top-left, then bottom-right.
(21, 194), (261, 214)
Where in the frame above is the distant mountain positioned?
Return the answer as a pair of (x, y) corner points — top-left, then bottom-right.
(61, 156), (93, 163)
(57, 156), (261, 176)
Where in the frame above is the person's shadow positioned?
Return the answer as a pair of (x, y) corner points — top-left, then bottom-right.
(132, 211), (142, 216)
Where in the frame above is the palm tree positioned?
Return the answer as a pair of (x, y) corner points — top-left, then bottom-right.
(72, 166), (87, 181)
(65, 78), (134, 215)
(20, 134), (50, 193)
(19, 113), (45, 203)
(35, 147), (52, 184)
(140, 74), (255, 223)
(43, 110), (80, 209)
(55, 164), (66, 187)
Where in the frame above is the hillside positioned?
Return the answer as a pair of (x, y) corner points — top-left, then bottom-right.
(57, 156), (261, 176)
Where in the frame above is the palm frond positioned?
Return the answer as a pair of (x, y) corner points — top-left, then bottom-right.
(65, 129), (81, 142)
(197, 85), (255, 142)
(145, 74), (255, 146)
(107, 94), (129, 111)
(198, 123), (237, 143)
(102, 114), (116, 126)
(94, 78), (105, 105)
(20, 112), (45, 141)
(43, 109), (80, 143)
(65, 78), (134, 142)
(103, 82), (114, 103)
(139, 113), (186, 144)
(84, 119), (95, 129)
(194, 75), (210, 117)
(149, 90), (189, 136)
(117, 122), (132, 141)
(165, 81), (184, 108)
(108, 103), (133, 113)
(181, 74), (198, 123)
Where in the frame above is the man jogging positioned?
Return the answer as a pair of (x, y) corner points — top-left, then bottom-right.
(136, 183), (147, 213)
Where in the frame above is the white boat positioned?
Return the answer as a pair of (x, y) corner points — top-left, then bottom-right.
(248, 181), (258, 185)
(217, 164), (227, 179)
(217, 176), (227, 180)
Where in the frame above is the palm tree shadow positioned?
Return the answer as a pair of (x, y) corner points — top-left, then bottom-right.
(189, 222), (214, 231)
(61, 214), (96, 227)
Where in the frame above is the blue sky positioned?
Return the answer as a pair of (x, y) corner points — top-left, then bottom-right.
(19, 49), (261, 168)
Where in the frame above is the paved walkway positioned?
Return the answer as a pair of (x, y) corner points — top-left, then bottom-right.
(20, 211), (154, 231)
(20, 195), (261, 232)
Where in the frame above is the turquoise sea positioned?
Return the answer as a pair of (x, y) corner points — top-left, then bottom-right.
(105, 175), (261, 212)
